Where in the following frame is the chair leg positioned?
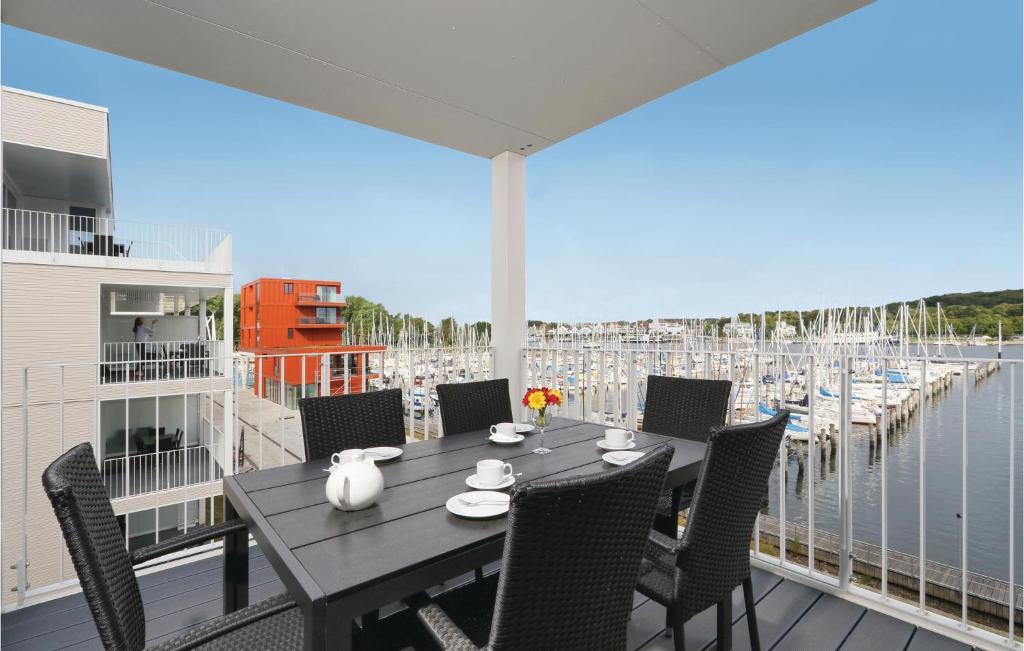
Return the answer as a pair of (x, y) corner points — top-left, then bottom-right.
(665, 605), (674, 637)
(716, 596), (732, 650)
(474, 567), (485, 581)
(743, 577), (761, 651)
(671, 611), (686, 651)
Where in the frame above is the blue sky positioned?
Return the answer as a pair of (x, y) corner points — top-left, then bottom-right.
(2, 0), (1020, 323)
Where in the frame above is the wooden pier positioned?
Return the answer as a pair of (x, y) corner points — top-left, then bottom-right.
(758, 515), (1022, 625)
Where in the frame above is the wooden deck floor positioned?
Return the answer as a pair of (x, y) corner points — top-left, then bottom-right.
(1, 546), (974, 650)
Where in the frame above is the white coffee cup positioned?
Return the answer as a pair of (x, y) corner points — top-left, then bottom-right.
(489, 422), (517, 439)
(604, 428), (635, 448)
(476, 459), (513, 487)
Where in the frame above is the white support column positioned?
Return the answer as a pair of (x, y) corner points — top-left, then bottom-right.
(199, 297), (208, 340)
(491, 151), (527, 413)
(221, 287), (233, 374)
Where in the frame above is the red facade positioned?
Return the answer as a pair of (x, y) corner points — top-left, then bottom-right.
(239, 278), (382, 404)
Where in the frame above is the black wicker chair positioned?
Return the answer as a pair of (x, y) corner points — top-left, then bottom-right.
(642, 375), (732, 536)
(297, 388), (405, 462)
(405, 444), (675, 650)
(41, 443), (308, 650)
(637, 410), (789, 651)
(436, 378), (514, 436)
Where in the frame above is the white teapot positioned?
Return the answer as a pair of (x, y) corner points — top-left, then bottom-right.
(325, 449), (384, 511)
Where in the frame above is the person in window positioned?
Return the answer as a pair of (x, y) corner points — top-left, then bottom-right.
(132, 318), (158, 379)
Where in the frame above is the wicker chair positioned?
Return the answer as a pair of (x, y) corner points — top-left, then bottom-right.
(41, 443), (309, 650)
(405, 444), (675, 650)
(298, 388), (405, 462)
(642, 375), (732, 536)
(637, 410), (789, 651)
(436, 378), (514, 436)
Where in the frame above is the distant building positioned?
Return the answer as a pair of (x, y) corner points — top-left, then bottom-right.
(239, 278), (382, 407)
(1, 86), (233, 596)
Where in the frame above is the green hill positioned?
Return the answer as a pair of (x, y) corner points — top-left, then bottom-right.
(733, 289), (1022, 338)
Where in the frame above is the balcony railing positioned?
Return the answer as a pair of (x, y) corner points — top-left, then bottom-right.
(1, 208), (229, 268)
(103, 443), (224, 500)
(8, 342), (1019, 650)
(297, 316), (339, 325)
(297, 293), (343, 304)
(100, 340), (227, 383)
(523, 342), (1022, 648)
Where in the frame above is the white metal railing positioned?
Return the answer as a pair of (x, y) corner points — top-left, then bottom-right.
(15, 340), (1018, 648)
(100, 340), (227, 384)
(234, 346), (494, 470)
(297, 292), (343, 303)
(6, 359), (233, 610)
(5, 344), (493, 609)
(523, 343), (1022, 649)
(103, 444), (224, 500)
(1, 208), (229, 265)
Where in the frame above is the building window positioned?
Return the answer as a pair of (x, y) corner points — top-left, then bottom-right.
(283, 283), (293, 294)
(287, 328), (294, 339)
(316, 307), (336, 324)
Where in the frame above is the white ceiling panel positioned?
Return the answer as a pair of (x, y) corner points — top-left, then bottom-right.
(2, 0), (870, 158)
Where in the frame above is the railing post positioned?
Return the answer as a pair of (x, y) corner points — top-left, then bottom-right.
(839, 355), (853, 590)
(880, 358), (888, 598)
(807, 356), (816, 576)
(222, 389), (234, 477)
(627, 350), (638, 429)
(16, 368), (30, 605)
(320, 353), (330, 397)
(777, 351), (786, 566)
(919, 357), (928, 613)
(960, 360), (968, 629)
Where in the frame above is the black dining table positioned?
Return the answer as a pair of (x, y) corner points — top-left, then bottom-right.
(221, 417), (707, 651)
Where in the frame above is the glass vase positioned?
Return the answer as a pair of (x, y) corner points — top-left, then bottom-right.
(532, 409), (551, 454)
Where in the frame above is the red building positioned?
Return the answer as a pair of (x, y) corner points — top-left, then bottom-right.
(239, 278), (383, 407)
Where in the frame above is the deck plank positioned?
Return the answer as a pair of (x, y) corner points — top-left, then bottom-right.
(725, 577), (821, 651)
(904, 627), (972, 651)
(2, 553), (981, 651)
(839, 609), (916, 651)
(772, 593), (865, 651)
(3, 552), (271, 644)
(636, 567), (783, 651)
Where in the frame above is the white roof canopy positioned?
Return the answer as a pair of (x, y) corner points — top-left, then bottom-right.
(3, 0), (869, 158)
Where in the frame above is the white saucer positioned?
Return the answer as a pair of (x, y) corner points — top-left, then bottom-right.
(489, 433), (525, 444)
(364, 447), (403, 462)
(602, 451), (646, 466)
(466, 473), (515, 490)
(446, 491), (510, 519)
(515, 423), (535, 433)
(596, 440), (636, 451)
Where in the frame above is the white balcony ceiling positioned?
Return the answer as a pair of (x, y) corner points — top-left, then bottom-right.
(3, 0), (869, 158)
(3, 142), (111, 208)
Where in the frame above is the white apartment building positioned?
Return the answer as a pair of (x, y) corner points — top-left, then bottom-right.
(1, 87), (234, 607)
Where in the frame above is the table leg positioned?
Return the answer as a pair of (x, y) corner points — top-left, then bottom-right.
(223, 498), (249, 614)
(304, 600), (352, 651)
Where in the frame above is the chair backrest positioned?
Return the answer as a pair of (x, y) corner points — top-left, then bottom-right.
(436, 378), (514, 436)
(641, 375), (732, 443)
(488, 445), (674, 651)
(298, 389), (405, 462)
(42, 443), (146, 650)
(673, 411), (789, 618)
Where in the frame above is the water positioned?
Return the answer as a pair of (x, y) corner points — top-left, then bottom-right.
(767, 345), (1024, 583)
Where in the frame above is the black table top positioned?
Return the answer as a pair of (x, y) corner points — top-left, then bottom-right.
(223, 417), (706, 613)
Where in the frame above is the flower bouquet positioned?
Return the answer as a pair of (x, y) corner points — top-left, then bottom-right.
(522, 386), (563, 454)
